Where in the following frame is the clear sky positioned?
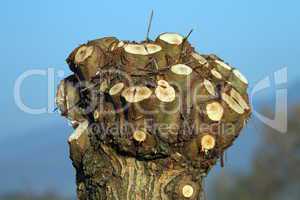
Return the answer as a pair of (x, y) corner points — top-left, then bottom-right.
(0, 0), (299, 196)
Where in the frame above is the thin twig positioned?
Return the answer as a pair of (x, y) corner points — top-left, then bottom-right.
(184, 29), (194, 41)
(178, 29), (194, 62)
(146, 10), (154, 41)
(80, 83), (98, 92)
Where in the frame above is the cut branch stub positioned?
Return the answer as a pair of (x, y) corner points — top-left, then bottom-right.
(56, 75), (85, 127)
(210, 68), (223, 80)
(171, 64), (193, 76)
(155, 80), (176, 103)
(182, 184), (194, 198)
(109, 82), (125, 96)
(168, 64), (193, 109)
(159, 33), (184, 45)
(75, 45), (94, 64)
(121, 86), (152, 103)
(155, 80), (180, 143)
(230, 88), (250, 111)
(203, 79), (216, 97)
(221, 92), (245, 121)
(133, 130), (147, 143)
(72, 44), (105, 80)
(200, 134), (216, 152)
(99, 79), (109, 92)
(121, 86), (153, 139)
(176, 178), (200, 199)
(168, 64), (193, 89)
(206, 101), (224, 121)
(194, 79), (216, 106)
(124, 43), (162, 55)
(228, 69), (248, 94)
(214, 60), (232, 77)
(156, 32), (185, 60)
(87, 37), (119, 51)
(191, 52), (209, 67)
(133, 129), (157, 156)
(123, 43), (162, 72)
(109, 82), (125, 111)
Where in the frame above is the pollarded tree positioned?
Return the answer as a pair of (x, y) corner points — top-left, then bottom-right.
(56, 33), (251, 200)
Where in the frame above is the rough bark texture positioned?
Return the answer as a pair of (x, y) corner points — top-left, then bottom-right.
(56, 33), (251, 200)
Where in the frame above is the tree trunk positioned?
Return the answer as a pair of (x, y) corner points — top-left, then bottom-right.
(70, 126), (205, 200)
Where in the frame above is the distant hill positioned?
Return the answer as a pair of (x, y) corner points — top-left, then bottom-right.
(0, 123), (75, 197)
(0, 193), (69, 200)
(289, 81), (300, 104)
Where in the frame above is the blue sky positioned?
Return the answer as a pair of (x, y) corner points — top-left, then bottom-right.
(0, 0), (299, 196)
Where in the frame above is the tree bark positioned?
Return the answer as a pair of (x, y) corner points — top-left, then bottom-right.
(71, 129), (206, 200)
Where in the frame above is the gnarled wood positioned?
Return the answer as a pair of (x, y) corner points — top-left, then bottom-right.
(58, 33), (251, 200)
